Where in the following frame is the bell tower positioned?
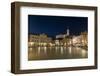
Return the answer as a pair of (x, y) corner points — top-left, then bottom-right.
(67, 28), (69, 36)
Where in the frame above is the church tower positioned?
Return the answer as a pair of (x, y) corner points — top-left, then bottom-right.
(67, 28), (69, 36)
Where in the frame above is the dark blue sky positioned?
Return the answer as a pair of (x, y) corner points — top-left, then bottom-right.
(28, 15), (87, 38)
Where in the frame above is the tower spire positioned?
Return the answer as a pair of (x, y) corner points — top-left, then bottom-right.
(67, 27), (69, 36)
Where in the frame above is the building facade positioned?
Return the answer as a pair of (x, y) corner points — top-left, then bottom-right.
(56, 28), (70, 39)
(28, 34), (52, 47)
(28, 29), (87, 47)
(55, 28), (72, 46)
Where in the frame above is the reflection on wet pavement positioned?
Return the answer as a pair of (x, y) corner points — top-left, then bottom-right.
(28, 46), (88, 60)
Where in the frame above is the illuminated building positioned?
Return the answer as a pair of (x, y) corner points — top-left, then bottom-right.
(55, 28), (73, 46)
(72, 36), (82, 46)
(81, 31), (88, 46)
(28, 33), (52, 47)
(72, 31), (88, 47)
(28, 29), (87, 47)
(56, 28), (69, 39)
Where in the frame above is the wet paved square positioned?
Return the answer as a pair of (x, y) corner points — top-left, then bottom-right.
(28, 46), (88, 60)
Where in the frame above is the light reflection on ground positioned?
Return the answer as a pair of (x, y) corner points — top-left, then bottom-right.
(28, 46), (88, 61)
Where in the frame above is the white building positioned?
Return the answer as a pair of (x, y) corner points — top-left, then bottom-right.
(72, 36), (82, 46)
(56, 28), (70, 39)
(55, 40), (60, 45)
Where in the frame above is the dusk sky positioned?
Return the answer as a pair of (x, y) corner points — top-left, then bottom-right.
(28, 15), (88, 38)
